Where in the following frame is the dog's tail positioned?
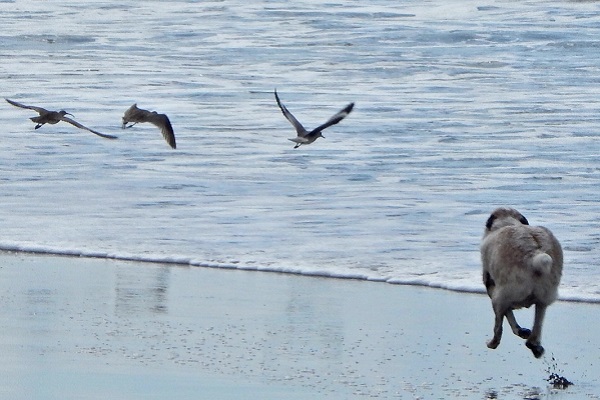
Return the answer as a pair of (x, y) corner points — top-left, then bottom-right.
(531, 252), (553, 275)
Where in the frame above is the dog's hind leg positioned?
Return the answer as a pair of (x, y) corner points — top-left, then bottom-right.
(525, 304), (547, 358)
(505, 310), (531, 339)
(487, 304), (506, 349)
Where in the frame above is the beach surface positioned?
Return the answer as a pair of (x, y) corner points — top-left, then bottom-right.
(0, 252), (597, 399)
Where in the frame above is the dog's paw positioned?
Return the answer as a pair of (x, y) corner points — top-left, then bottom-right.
(487, 339), (500, 349)
(517, 328), (531, 339)
(526, 341), (544, 358)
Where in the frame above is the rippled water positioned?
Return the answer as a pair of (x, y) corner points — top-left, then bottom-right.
(1, 0), (600, 301)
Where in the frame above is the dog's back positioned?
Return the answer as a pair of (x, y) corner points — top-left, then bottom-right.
(482, 223), (562, 307)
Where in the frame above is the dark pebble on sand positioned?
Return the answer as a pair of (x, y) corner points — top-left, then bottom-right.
(547, 373), (573, 389)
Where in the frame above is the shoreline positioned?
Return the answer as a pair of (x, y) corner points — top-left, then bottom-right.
(0, 248), (597, 305)
(0, 251), (597, 399)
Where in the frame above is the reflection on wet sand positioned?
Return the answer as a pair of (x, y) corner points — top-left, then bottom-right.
(114, 265), (171, 315)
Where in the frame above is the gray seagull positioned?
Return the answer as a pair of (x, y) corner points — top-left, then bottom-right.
(121, 104), (176, 149)
(274, 89), (354, 148)
(5, 98), (117, 139)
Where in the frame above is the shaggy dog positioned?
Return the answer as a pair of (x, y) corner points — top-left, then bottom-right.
(481, 207), (563, 358)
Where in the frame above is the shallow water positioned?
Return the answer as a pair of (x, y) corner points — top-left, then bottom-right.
(1, 0), (600, 301)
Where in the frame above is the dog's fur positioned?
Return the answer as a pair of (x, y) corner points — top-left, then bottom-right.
(480, 207), (563, 358)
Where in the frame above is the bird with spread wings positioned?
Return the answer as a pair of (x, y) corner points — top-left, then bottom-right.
(274, 89), (354, 148)
(5, 98), (117, 139)
(121, 104), (176, 149)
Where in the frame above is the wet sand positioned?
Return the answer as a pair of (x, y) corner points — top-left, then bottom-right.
(0, 252), (597, 399)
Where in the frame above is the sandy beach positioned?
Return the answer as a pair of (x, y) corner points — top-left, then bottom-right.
(0, 251), (597, 399)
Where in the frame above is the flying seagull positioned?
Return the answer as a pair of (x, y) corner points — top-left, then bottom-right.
(274, 89), (354, 148)
(5, 98), (117, 139)
(121, 104), (176, 149)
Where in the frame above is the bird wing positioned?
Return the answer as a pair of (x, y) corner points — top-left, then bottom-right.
(145, 112), (176, 149)
(274, 90), (308, 137)
(5, 98), (49, 115)
(61, 116), (118, 139)
(308, 102), (354, 135)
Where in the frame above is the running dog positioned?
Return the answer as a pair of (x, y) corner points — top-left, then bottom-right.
(480, 207), (563, 358)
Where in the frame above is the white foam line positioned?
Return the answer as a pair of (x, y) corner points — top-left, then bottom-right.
(1, 242), (598, 304)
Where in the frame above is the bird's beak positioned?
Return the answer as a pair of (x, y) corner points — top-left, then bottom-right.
(121, 119), (127, 129)
(66, 113), (74, 117)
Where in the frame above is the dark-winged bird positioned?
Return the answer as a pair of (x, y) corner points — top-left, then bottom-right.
(121, 104), (176, 149)
(5, 98), (117, 139)
(274, 90), (354, 148)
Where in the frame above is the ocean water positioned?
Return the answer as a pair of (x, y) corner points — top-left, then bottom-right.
(1, 0), (599, 302)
